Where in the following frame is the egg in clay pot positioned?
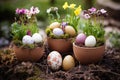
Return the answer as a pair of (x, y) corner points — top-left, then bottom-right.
(85, 35), (96, 47)
(47, 51), (62, 71)
(22, 35), (34, 44)
(65, 26), (76, 36)
(76, 33), (86, 44)
(32, 33), (43, 43)
(49, 22), (61, 29)
(53, 28), (64, 36)
(62, 55), (75, 71)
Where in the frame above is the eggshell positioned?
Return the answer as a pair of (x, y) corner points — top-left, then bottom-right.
(76, 33), (86, 44)
(32, 33), (43, 43)
(65, 26), (76, 36)
(53, 28), (64, 36)
(62, 55), (75, 71)
(85, 35), (96, 47)
(47, 51), (62, 70)
(49, 22), (60, 29)
(22, 35), (34, 44)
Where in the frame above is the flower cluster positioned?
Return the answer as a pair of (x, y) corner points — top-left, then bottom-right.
(79, 7), (107, 46)
(15, 6), (40, 25)
(11, 6), (43, 48)
(83, 7), (107, 19)
(63, 2), (82, 32)
(46, 2), (82, 39)
(16, 6), (40, 19)
(63, 2), (82, 16)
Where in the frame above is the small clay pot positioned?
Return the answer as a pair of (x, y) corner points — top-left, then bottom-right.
(47, 37), (72, 53)
(13, 45), (45, 62)
(73, 43), (105, 64)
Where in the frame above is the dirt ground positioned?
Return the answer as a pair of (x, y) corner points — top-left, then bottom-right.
(0, 45), (120, 80)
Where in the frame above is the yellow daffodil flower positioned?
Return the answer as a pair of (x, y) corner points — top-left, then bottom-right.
(63, 2), (69, 9)
(69, 4), (76, 9)
(77, 5), (81, 9)
(74, 6), (82, 16)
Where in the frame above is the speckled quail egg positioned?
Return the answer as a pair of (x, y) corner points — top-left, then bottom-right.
(76, 33), (86, 44)
(47, 51), (62, 71)
(85, 35), (96, 47)
(32, 33), (43, 43)
(62, 55), (75, 71)
(49, 22), (60, 29)
(53, 28), (64, 36)
(22, 35), (34, 44)
(65, 26), (76, 36)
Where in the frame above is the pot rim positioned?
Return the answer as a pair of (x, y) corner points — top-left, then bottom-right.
(47, 37), (74, 40)
(73, 42), (105, 49)
(13, 44), (44, 49)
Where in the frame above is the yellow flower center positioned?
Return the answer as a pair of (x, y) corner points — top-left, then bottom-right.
(63, 2), (69, 9)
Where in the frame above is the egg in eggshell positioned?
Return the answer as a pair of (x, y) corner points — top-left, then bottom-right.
(62, 55), (75, 71)
(85, 35), (96, 47)
(22, 35), (34, 44)
(47, 51), (62, 70)
(49, 22), (61, 29)
(32, 33), (43, 43)
(65, 26), (76, 36)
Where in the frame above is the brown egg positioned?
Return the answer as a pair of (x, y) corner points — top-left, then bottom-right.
(62, 55), (75, 71)
(49, 22), (60, 29)
(65, 26), (76, 36)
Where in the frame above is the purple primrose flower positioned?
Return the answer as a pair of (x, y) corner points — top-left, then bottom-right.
(84, 14), (90, 19)
(100, 9), (107, 14)
(88, 7), (96, 13)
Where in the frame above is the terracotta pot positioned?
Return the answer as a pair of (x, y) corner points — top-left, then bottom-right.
(73, 43), (105, 64)
(47, 37), (72, 53)
(13, 45), (45, 61)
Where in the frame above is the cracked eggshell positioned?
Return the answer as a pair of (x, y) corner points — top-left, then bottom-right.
(53, 28), (64, 36)
(65, 26), (76, 36)
(49, 22), (60, 29)
(85, 35), (96, 47)
(22, 35), (34, 44)
(47, 51), (62, 70)
(62, 55), (75, 71)
(32, 33), (43, 43)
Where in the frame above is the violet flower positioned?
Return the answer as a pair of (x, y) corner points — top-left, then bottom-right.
(27, 30), (32, 36)
(100, 9), (107, 14)
(84, 14), (90, 19)
(16, 8), (19, 14)
(62, 22), (68, 27)
(88, 7), (96, 13)
(61, 22), (68, 31)
(30, 6), (40, 15)
(16, 8), (27, 14)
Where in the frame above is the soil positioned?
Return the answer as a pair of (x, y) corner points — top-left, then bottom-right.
(0, 46), (120, 80)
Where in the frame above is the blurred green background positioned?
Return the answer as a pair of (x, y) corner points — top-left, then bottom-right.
(0, 0), (96, 47)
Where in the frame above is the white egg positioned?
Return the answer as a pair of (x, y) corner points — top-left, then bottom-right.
(22, 35), (34, 44)
(32, 33), (43, 43)
(47, 51), (62, 70)
(85, 35), (96, 47)
(53, 28), (64, 36)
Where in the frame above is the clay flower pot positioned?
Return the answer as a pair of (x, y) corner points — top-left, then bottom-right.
(13, 45), (45, 61)
(73, 42), (105, 64)
(47, 37), (72, 53)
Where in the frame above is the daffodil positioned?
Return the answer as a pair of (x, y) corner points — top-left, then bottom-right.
(69, 4), (76, 9)
(63, 2), (69, 9)
(74, 5), (82, 16)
